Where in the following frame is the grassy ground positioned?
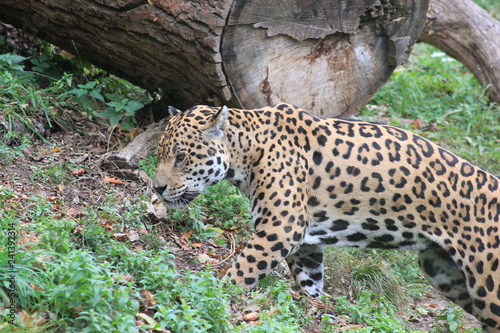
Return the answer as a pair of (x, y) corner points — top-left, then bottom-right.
(1, 9), (499, 333)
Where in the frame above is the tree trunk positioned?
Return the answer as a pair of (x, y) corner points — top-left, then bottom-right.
(0, 0), (427, 118)
(419, 0), (500, 104)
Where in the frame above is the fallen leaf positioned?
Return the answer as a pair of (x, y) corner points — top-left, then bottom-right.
(219, 265), (229, 275)
(102, 220), (114, 231)
(112, 233), (129, 242)
(127, 230), (140, 242)
(57, 184), (63, 192)
(127, 127), (140, 138)
(29, 283), (44, 291)
(68, 153), (88, 164)
(52, 147), (61, 152)
(411, 118), (422, 129)
(19, 310), (49, 327)
(56, 50), (75, 59)
(172, 233), (190, 250)
(141, 290), (157, 306)
(242, 312), (259, 322)
(136, 312), (167, 332)
(101, 176), (123, 185)
(72, 168), (86, 177)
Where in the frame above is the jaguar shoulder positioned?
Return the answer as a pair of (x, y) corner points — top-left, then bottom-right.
(153, 103), (500, 332)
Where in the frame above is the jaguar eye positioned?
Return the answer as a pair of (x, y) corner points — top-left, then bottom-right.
(175, 153), (186, 166)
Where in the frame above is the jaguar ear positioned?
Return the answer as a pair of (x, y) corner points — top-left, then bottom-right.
(167, 106), (182, 120)
(204, 106), (229, 139)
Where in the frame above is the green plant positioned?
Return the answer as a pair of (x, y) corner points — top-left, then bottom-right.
(350, 260), (408, 310)
(0, 54), (26, 72)
(30, 163), (69, 185)
(334, 291), (423, 332)
(39, 250), (139, 332)
(233, 280), (306, 333)
(29, 54), (63, 81)
(138, 153), (157, 178)
(154, 269), (232, 333)
(160, 181), (251, 243)
(434, 305), (481, 333)
(0, 192), (47, 310)
(68, 80), (105, 114)
(0, 135), (30, 163)
(97, 95), (143, 131)
(324, 248), (423, 309)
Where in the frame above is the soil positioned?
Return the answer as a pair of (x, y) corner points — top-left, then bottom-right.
(0, 120), (481, 332)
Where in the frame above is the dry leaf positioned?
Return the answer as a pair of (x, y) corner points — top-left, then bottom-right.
(72, 168), (86, 177)
(57, 50), (75, 59)
(67, 207), (81, 216)
(411, 118), (422, 129)
(102, 220), (115, 231)
(112, 233), (129, 242)
(57, 184), (63, 192)
(219, 265), (229, 275)
(141, 290), (157, 306)
(19, 310), (49, 327)
(101, 176), (123, 185)
(242, 312), (259, 322)
(29, 283), (44, 291)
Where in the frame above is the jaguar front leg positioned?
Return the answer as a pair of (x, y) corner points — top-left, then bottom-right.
(285, 243), (324, 297)
(224, 207), (308, 288)
(224, 173), (310, 288)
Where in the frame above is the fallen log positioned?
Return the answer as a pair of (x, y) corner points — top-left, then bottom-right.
(0, 0), (428, 117)
(419, 0), (500, 104)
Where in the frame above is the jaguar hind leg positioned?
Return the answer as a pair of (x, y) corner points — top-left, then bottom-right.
(286, 244), (324, 297)
(418, 245), (473, 313)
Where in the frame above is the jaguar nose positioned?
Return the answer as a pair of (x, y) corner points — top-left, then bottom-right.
(153, 185), (167, 195)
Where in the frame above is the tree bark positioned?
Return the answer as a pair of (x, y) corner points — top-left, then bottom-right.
(419, 0), (500, 104)
(0, 0), (428, 118)
(0, 0), (234, 110)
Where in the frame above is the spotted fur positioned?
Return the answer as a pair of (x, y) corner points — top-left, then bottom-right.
(153, 104), (500, 332)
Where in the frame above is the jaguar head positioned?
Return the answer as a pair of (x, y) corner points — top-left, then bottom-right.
(153, 105), (230, 207)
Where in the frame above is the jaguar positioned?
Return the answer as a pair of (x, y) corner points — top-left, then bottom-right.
(153, 103), (500, 332)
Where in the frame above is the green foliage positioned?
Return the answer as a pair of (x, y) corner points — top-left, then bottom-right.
(0, 49), (149, 138)
(68, 81), (105, 113)
(154, 269), (233, 333)
(39, 250), (139, 332)
(324, 248), (425, 309)
(30, 163), (70, 185)
(350, 260), (408, 310)
(234, 280), (306, 332)
(98, 94), (143, 131)
(161, 181), (252, 242)
(0, 135), (30, 164)
(138, 153), (157, 178)
(334, 291), (423, 333)
(0, 54), (26, 72)
(434, 305), (481, 333)
(0, 189), (46, 311)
